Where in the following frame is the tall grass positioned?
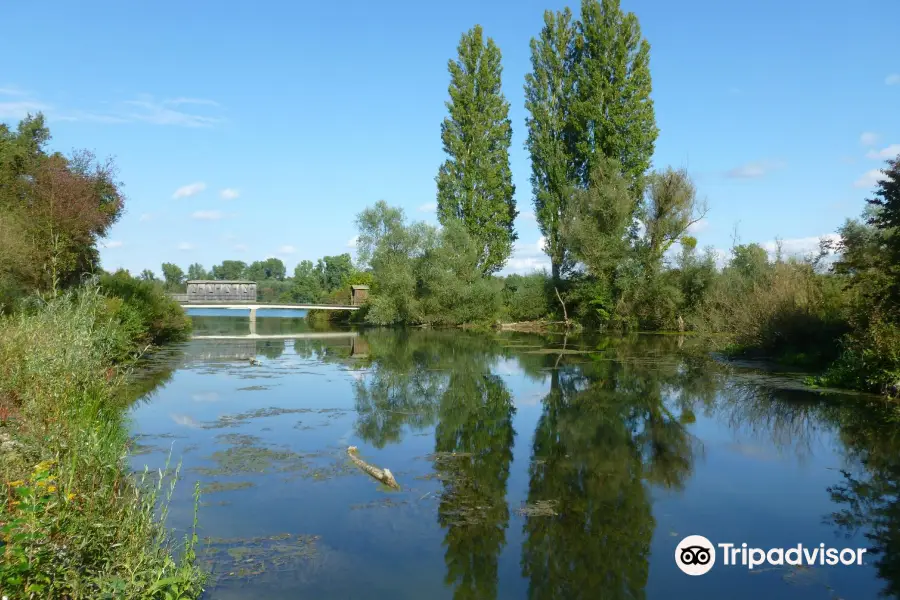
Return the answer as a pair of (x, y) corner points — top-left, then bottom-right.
(0, 287), (204, 598)
(693, 260), (849, 366)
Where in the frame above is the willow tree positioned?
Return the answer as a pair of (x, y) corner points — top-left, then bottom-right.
(436, 25), (517, 275)
(525, 8), (577, 280)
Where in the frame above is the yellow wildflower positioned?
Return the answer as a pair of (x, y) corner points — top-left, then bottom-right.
(36, 480), (47, 487)
(7, 480), (25, 487)
(66, 493), (76, 501)
(47, 485), (57, 493)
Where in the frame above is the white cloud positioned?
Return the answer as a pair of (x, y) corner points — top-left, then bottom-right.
(687, 218), (709, 234)
(234, 243), (248, 252)
(278, 245), (297, 254)
(854, 168), (887, 189)
(346, 236), (359, 248)
(502, 236), (551, 274)
(725, 160), (785, 179)
(191, 210), (224, 221)
(177, 242), (195, 251)
(0, 100), (50, 119)
(520, 211), (536, 221)
(172, 182), (206, 199)
(191, 392), (220, 402)
(761, 233), (840, 260)
(125, 95), (222, 128)
(220, 188), (240, 200)
(165, 97), (221, 107)
(100, 240), (123, 249)
(0, 86), (28, 96)
(866, 144), (900, 160)
(886, 74), (900, 86)
(860, 132), (880, 146)
(727, 86), (742, 96)
(418, 202), (437, 213)
(139, 213), (153, 222)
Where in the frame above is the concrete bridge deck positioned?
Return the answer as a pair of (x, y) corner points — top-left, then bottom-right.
(180, 303), (359, 319)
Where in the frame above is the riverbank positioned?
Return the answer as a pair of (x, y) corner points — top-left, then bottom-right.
(0, 286), (204, 598)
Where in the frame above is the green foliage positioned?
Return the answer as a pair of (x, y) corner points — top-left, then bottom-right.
(317, 253), (353, 292)
(502, 273), (552, 321)
(355, 201), (502, 326)
(244, 258), (286, 282)
(290, 260), (323, 303)
(186, 263), (209, 281)
(210, 260), (247, 281)
(0, 288), (204, 597)
(525, 8), (577, 279)
(0, 114), (124, 298)
(570, 0), (657, 198)
(561, 156), (633, 282)
(160, 262), (186, 291)
(639, 168), (704, 270)
(99, 270), (192, 350)
(437, 24), (517, 275)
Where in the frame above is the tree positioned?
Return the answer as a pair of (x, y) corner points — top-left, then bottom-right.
(356, 202), (433, 325)
(139, 269), (156, 282)
(211, 260), (247, 280)
(160, 262), (185, 290)
(186, 263), (209, 280)
(570, 0), (657, 199)
(865, 156), (900, 302)
(561, 156), (633, 281)
(0, 114), (124, 296)
(639, 168), (706, 271)
(244, 258), (286, 281)
(436, 24), (517, 275)
(316, 253), (353, 292)
(291, 260), (324, 303)
(525, 8), (577, 280)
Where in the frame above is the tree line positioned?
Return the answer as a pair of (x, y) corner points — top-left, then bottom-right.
(144, 253), (371, 304)
(353, 0), (900, 396)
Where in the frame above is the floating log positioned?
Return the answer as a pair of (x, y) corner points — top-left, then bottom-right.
(347, 446), (399, 489)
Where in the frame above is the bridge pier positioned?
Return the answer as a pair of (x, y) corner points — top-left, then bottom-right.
(248, 307), (257, 322)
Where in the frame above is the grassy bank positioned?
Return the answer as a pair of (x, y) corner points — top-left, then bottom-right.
(0, 284), (203, 598)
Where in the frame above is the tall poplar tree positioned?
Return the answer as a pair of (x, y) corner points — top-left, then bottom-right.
(571, 0), (657, 198)
(525, 9), (577, 280)
(437, 25), (517, 275)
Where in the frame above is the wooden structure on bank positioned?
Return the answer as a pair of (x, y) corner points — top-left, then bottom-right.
(350, 285), (370, 306)
(186, 280), (257, 303)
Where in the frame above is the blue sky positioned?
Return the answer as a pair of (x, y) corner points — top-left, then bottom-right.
(2, 0), (898, 275)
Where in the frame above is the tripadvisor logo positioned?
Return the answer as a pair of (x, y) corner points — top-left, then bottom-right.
(675, 535), (868, 576)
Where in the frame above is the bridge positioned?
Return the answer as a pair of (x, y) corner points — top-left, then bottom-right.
(180, 303), (360, 321)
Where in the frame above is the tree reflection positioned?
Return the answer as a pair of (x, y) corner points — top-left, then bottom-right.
(522, 343), (705, 600)
(434, 372), (515, 600)
(825, 397), (900, 598)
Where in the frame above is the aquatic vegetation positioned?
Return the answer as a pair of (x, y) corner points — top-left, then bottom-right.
(201, 533), (321, 581)
(202, 481), (256, 494)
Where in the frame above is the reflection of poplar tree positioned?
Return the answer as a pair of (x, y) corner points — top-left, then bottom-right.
(435, 372), (515, 600)
(522, 358), (697, 600)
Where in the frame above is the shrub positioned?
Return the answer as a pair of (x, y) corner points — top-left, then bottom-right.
(0, 287), (203, 598)
(501, 273), (551, 321)
(694, 260), (848, 364)
(99, 270), (191, 350)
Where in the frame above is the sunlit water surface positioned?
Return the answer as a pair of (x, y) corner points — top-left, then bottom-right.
(126, 314), (900, 599)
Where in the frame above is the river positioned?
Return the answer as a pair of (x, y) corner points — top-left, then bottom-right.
(126, 313), (900, 599)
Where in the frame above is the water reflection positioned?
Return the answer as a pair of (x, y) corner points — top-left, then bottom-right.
(125, 322), (900, 599)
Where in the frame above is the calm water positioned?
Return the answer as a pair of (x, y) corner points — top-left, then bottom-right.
(127, 314), (900, 599)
